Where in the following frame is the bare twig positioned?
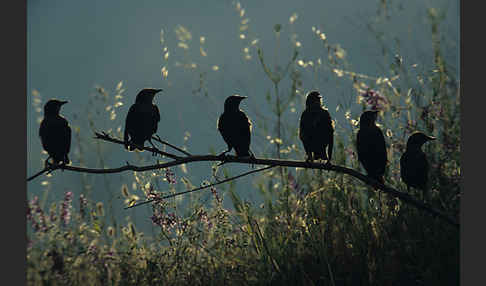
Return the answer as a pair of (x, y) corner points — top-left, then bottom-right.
(27, 167), (50, 182)
(94, 132), (181, 160)
(152, 135), (192, 156)
(125, 165), (275, 209)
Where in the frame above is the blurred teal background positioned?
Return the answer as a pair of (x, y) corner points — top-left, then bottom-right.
(27, 0), (459, 234)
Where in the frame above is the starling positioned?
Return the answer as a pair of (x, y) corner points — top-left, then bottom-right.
(400, 132), (436, 201)
(356, 110), (387, 184)
(217, 95), (252, 157)
(39, 99), (71, 166)
(299, 90), (334, 163)
(124, 88), (162, 152)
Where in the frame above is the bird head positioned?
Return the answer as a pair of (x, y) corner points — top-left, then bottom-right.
(224, 95), (247, 112)
(359, 110), (379, 127)
(406, 132), (436, 150)
(44, 99), (68, 116)
(305, 90), (322, 109)
(135, 88), (163, 104)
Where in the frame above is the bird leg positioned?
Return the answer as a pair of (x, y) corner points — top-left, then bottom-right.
(323, 160), (332, 168)
(249, 149), (256, 169)
(59, 161), (66, 172)
(305, 153), (314, 163)
(44, 156), (52, 169)
(148, 139), (160, 156)
(217, 145), (232, 158)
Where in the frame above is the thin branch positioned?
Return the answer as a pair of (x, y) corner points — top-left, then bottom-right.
(94, 132), (181, 160)
(152, 135), (192, 156)
(126, 165), (275, 209)
(26, 131), (459, 228)
(27, 154), (458, 228)
(27, 167), (50, 182)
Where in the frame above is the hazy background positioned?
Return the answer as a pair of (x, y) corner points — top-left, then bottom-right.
(27, 0), (459, 234)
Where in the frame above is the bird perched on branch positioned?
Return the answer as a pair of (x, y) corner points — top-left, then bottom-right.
(356, 110), (387, 184)
(299, 90), (334, 163)
(400, 132), (436, 202)
(124, 88), (162, 153)
(39, 99), (71, 167)
(217, 95), (252, 157)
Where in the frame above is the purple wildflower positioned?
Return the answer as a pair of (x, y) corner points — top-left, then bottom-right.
(210, 186), (222, 204)
(79, 194), (88, 218)
(345, 147), (356, 160)
(151, 210), (178, 231)
(198, 210), (213, 229)
(88, 244), (97, 254)
(287, 172), (300, 192)
(150, 210), (163, 227)
(105, 250), (115, 260)
(28, 196), (48, 232)
(27, 200), (40, 231)
(360, 88), (388, 111)
(165, 168), (177, 184)
(26, 197), (37, 221)
(60, 191), (73, 227)
(148, 189), (164, 204)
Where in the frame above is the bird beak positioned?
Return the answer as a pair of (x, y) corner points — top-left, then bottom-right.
(154, 89), (163, 94)
(235, 95), (247, 101)
(426, 135), (436, 141)
(60, 100), (69, 105)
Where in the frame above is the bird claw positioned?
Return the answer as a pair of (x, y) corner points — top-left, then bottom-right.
(217, 150), (230, 158)
(44, 159), (51, 170)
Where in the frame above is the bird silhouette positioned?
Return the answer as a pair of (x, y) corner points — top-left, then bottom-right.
(39, 99), (71, 167)
(217, 95), (252, 157)
(400, 132), (436, 202)
(356, 110), (387, 184)
(299, 91), (334, 163)
(124, 88), (162, 153)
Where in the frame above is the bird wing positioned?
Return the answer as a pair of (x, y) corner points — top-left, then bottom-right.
(217, 113), (232, 146)
(317, 109), (334, 159)
(232, 111), (251, 156)
(238, 110), (251, 144)
(39, 119), (49, 151)
(299, 111), (308, 142)
(62, 117), (71, 154)
(152, 104), (160, 135)
(357, 126), (387, 174)
(217, 111), (251, 155)
(300, 108), (334, 158)
(124, 104), (137, 147)
(401, 151), (428, 188)
(153, 105), (160, 123)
